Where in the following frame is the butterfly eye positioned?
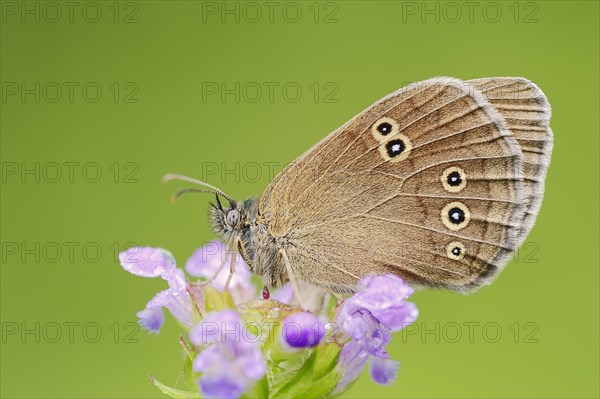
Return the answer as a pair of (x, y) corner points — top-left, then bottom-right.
(379, 133), (413, 163)
(441, 166), (467, 192)
(226, 210), (241, 227)
(446, 242), (466, 260)
(441, 201), (470, 231)
(371, 117), (399, 142)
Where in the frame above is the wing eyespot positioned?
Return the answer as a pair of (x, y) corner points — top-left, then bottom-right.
(379, 133), (413, 163)
(441, 166), (467, 193)
(441, 201), (471, 231)
(371, 117), (399, 142)
(446, 241), (466, 260)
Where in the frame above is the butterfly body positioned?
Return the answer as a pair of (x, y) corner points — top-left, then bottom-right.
(208, 77), (553, 295)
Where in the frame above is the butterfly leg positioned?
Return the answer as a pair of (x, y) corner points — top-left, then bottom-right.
(224, 242), (239, 290)
(279, 248), (307, 309)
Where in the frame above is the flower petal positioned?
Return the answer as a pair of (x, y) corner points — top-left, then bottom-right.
(144, 279), (193, 330)
(353, 274), (413, 309)
(373, 302), (419, 332)
(164, 291), (193, 329)
(333, 274), (418, 392)
(190, 309), (243, 346)
(193, 345), (226, 373)
(185, 241), (252, 291)
(145, 289), (172, 309)
(164, 267), (188, 291)
(272, 283), (293, 305)
(334, 340), (370, 394)
(192, 309), (266, 399)
(119, 247), (174, 278)
(282, 312), (326, 348)
(236, 346), (267, 380)
(198, 371), (246, 399)
(343, 274), (418, 332)
(370, 357), (399, 385)
(336, 306), (391, 352)
(185, 240), (226, 277)
(136, 307), (164, 333)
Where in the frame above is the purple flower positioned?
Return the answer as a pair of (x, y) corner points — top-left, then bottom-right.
(186, 240), (256, 304)
(370, 356), (400, 385)
(336, 340), (370, 391)
(281, 312), (326, 348)
(118, 247), (193, 333)
(272, 283), (294, 305)
(350, 274), (418, 331)
(190, 310), (266, 399)
(136, 308), (164, 333)
(334, 274), (418, 391)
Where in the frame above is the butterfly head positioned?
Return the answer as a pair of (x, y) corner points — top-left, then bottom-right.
(210, 193), (240, 238)
(210, 194), (257, 247)
(163, 173), (254, 246)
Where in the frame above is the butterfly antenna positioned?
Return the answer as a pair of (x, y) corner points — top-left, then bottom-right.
(162, 173), (236, 206)
(215, 193), (223, 211)
(170, 188), (223, 204)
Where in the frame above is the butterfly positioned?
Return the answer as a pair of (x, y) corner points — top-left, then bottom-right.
(165, 77), (553, 297)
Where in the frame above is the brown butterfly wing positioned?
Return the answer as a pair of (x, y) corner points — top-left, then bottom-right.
(259, 77), (550, 294)
(467, 78), (553, 245)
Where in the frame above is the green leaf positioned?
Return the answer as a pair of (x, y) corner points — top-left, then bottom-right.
(180, 335), (195, 361)
(149, 375), (202, 399)
(183, 354), (198, 391)
(306, 371), (342, 398)
(179, 335), (199, 390)
(304, 365), (343, 398)
(264, 316), (312, 394)
(312, 342), (342, 380)
(241, 376), (269, 399)
(271, 350), (317, 398)
(270, 343), (343, 399)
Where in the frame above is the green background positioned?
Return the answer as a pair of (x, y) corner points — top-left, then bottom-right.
(1, 1), (599, 398)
